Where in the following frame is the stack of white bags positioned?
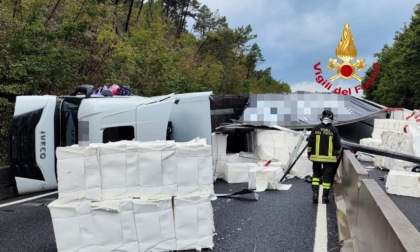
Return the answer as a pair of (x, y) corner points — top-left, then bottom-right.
(211, 132), (290, 191)
(253, 129), (311, 178)
(357, 116), (420, 171)
(48, 139), (215, 252)
(355, 109), (420, 198)
(213, 130), (310, 179)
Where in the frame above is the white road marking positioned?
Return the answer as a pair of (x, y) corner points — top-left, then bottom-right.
(0, 191), (58, 208)
(313, 187), (328, 252)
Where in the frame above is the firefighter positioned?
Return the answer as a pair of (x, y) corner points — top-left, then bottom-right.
(307, 110), (342, 204)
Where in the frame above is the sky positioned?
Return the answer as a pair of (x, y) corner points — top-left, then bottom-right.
(195, 0), (419, 97)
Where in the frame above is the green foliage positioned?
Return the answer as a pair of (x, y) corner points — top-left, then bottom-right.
(0, 0), (290, 165)
(363, 4), (420, 109)
(249, 68), (291, 94)
(0, 99), (14, 166)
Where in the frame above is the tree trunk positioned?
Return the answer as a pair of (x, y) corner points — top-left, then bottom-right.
(135, 0), (144, 22)
(194, 36), (209, 59)
(12, 0), (19, 18)
(124, 0), (135, 34)
(177, 0), (190, 39)
(146, 0), (154, 29)
(73, 0), (88, 22)
(114, 0), (120, 35)
(44, 0), (62, 26)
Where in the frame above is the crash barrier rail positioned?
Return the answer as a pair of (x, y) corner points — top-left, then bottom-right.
(337, 150), (368, 243)
(336, 150), (420, 252)
(356, 179), (420, 251)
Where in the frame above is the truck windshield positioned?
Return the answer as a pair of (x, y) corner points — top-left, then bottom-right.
(60, 98), (81, 146)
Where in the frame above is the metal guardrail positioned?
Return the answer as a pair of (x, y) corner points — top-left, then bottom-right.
(339, 150), (368, 241)
(341, 140), (420, 165)
(336, 150), (420, 252)
(356, 179), (420, 251)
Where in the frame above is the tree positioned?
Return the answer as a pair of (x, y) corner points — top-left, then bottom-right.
(249, 67), (290, 94)
(161, 0), (199, 38)
(245, 43), (265, 79)
(363, 4), (420, 109)
(192, 5), (227, 38)
(0, 0), (292, 165)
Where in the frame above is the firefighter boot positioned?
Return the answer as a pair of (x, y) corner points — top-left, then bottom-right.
(322, 189), (330, 204)
(312, 185), (319, 204)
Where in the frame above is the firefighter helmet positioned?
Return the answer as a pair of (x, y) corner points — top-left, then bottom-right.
(321, 110), (334, 120)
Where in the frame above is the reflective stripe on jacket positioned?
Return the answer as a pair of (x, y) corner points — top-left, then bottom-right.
(307, 123), (341, 163)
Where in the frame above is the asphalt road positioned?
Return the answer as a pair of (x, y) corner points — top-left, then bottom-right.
(0, 178), (341, 252)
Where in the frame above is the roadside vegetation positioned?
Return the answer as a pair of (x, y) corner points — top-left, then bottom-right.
(0, 0), (291, 166)
(362, 4), (420, 110)
(0, 1), (419, 166)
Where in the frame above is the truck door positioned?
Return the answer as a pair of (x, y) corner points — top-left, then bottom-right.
(136, 98), (175, 141)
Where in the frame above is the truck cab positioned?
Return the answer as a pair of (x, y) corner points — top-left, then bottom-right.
(8, 87), (212, 195)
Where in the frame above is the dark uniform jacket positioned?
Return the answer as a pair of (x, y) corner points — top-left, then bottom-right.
(307, 123), (341, 163)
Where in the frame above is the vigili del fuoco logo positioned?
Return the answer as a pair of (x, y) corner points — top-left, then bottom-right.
(313, 22), (380, 95)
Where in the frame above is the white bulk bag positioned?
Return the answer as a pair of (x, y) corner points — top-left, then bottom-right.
(138, 141), (177, 198)
(132, 197), (176, 252)
(174, 193), (214, 251)
(99, 141), (140, 199)
(48, 200), (96, 251)
(175, 141), (214, 195)
(56, 145), (101, 203)
(249, 166), (285, 191)
(91, 199), (138, 251)
(224, 163), (257, 183)
(212, 133), (228, 179)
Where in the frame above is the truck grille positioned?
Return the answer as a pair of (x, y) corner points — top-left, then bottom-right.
(8, 109), (45, 181)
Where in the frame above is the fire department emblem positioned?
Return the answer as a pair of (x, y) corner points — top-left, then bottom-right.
(327, 22), (366, 82)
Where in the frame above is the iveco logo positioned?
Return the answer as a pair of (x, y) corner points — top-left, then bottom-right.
(40, 131), (46, 159)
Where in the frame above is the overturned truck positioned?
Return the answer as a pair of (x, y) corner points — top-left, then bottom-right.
(9, 90), (405, 195)
(213, 92), (389, 152)
(8, 85), (212, 195)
